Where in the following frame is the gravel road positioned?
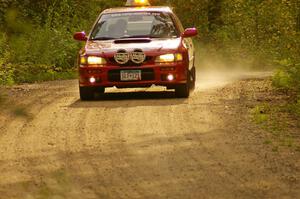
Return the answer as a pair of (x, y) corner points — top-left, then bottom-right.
(0, 71), (299, 199)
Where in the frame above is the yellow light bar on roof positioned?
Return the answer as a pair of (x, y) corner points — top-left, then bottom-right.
(125, 0), (151, 7)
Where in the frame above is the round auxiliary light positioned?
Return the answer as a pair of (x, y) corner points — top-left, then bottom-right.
(114, 49), (130, 65)
(125, 0), (151, 7)
(131, 49), (146, 64)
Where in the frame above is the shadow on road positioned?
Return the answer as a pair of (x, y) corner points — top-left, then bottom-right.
(96, 91), (177, 100)
(69, 91), (188, 108)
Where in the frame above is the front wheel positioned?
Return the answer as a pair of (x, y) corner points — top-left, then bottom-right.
(175, 83), (190, 98)
(189, 66), (196, 90)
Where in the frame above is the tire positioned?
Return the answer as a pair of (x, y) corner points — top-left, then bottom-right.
(96, 87), (105, 94)
(189, 66), (196, 90)
(175, 83), (190, 98)
(79, 87), (95, 101)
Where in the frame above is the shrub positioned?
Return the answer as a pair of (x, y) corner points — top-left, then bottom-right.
(272, 69), (293, 90)
(0, 0), (299, 87)
(272, 57), (300, 94)
(0, 33), (15, 85)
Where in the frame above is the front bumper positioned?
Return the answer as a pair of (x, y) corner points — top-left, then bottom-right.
(79, 62), (188, 88)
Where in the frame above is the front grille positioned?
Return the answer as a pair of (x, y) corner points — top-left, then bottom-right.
(108, 56), (153, 67)
(108, 69), (155, 82)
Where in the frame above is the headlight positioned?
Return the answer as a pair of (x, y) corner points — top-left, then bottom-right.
(87, 56), (107, 65)
(80, 56), (107, 66)
(155, 53), (183, 63)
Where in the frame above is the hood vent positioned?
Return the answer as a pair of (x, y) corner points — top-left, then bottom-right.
(114, 38), (151, 44)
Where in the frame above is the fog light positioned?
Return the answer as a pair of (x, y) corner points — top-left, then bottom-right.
(167, 74), (174, 81)
(89, 77), (96, 83)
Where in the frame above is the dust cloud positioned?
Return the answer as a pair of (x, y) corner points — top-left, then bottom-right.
(195, 51), (274, 91)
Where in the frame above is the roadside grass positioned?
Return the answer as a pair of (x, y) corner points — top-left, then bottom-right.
(15, 70), (77, 84)
(0, 90), (31, 118)
(249, 69), (300, 152)
(285, 99), (300, 118)
(251, 102), (299, 152)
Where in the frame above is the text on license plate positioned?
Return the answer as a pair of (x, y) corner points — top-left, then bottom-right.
(120, 70), (142, 81)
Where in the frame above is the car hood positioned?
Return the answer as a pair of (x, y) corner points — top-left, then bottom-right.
(85, 38), (182, 55)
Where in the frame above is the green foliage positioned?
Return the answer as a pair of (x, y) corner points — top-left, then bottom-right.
(0, 33), (14, 85)
(273, 58), (300, 93)
(272, 69), (293, 90)
(16, 70), (77, 84)
(283, 98), (300, 118)
(0, 0), (299, 89)
(294, 100), (300, 116)
(0, 0), (100, 84)
(251, 104), (270, 125)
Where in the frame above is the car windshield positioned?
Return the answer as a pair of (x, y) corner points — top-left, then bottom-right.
(90, 12), (179, 40)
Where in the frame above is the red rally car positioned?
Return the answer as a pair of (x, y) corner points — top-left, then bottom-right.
(74, 0), (198, 100)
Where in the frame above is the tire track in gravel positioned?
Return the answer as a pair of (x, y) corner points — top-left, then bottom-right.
(0, 72), (299, 199)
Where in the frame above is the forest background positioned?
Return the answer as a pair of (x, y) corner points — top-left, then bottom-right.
(0, 0), (299, 95)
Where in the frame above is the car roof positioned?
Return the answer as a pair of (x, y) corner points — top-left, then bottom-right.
(101, 6), (173, 15)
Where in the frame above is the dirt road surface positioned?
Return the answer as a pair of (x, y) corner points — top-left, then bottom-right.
(0, 71), (299, 199)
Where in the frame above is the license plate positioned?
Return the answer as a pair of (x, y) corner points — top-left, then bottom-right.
(120, 70), (142, 81)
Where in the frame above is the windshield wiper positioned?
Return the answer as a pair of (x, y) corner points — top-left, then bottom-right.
(91, 37), (116, 41)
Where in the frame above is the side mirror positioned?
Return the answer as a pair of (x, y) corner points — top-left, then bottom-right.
(182, 28), (198, 38)
(73, 32), (87, 41)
